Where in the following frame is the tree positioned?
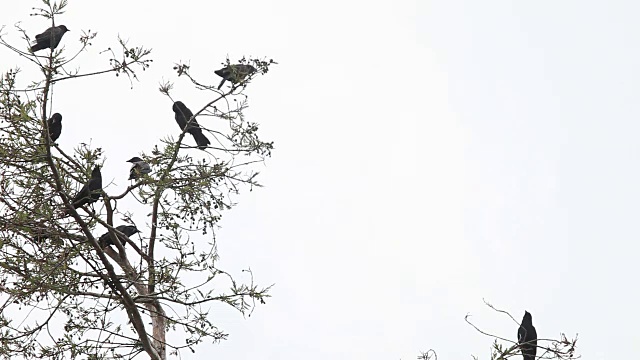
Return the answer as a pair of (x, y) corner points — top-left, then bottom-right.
(418, 300), (579, 360)
(0, 1), (276, 359)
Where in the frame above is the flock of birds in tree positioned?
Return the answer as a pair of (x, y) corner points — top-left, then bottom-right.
(29, 24), (256, 251)
(30, 25), (541, 360)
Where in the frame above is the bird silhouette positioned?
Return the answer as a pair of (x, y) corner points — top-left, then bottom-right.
(47, 113), (62, 142)
(127, 156), (151, 180)
(30, 25), (69, 53)
(517, 311), (538, 360)
(172, 101), (211, 150)
(215, 64), (256, 90)
(64, 166), (102, 215)
(98, 225), (140, 248)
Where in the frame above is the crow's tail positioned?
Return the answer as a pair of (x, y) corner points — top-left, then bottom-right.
(30, 43), (46, 52)
(192, 130), (211, 150)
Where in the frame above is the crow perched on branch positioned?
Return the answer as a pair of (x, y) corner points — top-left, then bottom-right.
(214, 64), (256, 90)
(172, 101), (211, 150)
(127, 156), (151, 180)
(47, 113), (62, 142)
(63, 166), (102, 215)
(517, 311), (538, 360)
(98, 225), (140, 248)
(30, 25), (69, 53)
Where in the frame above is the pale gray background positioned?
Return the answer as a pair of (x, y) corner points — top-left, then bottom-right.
(1, 1), (637, 359)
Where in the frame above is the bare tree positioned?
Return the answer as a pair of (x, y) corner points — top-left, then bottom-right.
(0, 1), (276, 359)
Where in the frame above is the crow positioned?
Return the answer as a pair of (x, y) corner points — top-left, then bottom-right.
(98, 225), (140, 248)
(64, 166), (102, 215)
(214, 64), (257, 90)
(126, 156), (151, 180)
(517, 311), (538, 360)
(30, 25), (70, 53)
(47, 113), (62, 142)
(172, 101), (211, 150)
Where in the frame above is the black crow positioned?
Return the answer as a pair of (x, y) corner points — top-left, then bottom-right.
(517, 311), (538, 360)
(98, 225), (140, 248)
(214, 64), (257, 90)
(126, 156), (151, 180)
(30, 25), (70, 53)
(172, 101), (211, 150)
(47, 113), (62, 142)
(64, 166), (102, 215)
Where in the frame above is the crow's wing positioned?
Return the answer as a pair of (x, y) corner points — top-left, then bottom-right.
(88, 177), (102, 200)
(73, 182), (90, 201)
(174, 112), (188, 130)
(34, 27), (54, 40)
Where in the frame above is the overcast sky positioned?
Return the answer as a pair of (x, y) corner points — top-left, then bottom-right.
(1, 0), (638, 359)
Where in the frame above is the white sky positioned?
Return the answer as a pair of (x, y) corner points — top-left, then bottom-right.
(1, 0), (638, 359)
